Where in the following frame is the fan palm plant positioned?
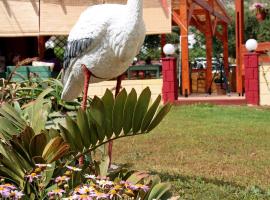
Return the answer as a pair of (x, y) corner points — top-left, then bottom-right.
(0, 87), (172, 199)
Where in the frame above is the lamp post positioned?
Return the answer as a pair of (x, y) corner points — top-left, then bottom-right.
(161, 44), (178, 103)
(244, 39), (260, 105)
(163, 44), (175, 56)
(245, 39), (258, 52)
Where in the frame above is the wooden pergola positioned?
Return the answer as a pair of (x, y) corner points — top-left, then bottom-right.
(165, 0), (230, 96)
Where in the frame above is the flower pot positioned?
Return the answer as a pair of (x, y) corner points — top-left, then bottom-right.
(256, 11), (266, 22)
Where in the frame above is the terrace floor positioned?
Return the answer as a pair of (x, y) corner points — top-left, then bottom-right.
(176, 93), (246, 105)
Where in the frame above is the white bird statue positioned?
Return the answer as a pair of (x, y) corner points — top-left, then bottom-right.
(61, 0), (146, 104)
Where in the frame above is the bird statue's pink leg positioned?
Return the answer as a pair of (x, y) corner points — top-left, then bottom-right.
(79, 64), (92, 166)
(108, 75), (123, 167)
(81, 64), (91, 111)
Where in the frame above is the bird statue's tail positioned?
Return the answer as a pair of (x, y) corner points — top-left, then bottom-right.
(61, 66), (84, 101)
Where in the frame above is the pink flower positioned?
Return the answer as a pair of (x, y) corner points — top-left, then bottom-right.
(25, 173), (42, 183)
(84, 174), (96, 180)
(10, 190), (24, 200)
(70, 194), (93, 200)
(0, 186), (10, 198)
(48, 188), (65, 197)
(128, 184), (149, 192)
(67, 166), (82, 172)
(35, 163), (52, 168)
(55, 175), (70, 183)
(0, 183), (17, 190)
(78, 185), (95, 195)
(89, 192), (109, 199)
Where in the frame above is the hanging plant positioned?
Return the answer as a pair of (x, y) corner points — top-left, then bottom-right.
(251, 3), (269, 22)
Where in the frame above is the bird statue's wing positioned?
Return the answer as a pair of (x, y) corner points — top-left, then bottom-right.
(63, 5), (110, 71)
(61, 5), (117, 101)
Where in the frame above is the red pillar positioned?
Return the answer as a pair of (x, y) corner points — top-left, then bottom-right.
(162, 57), (178, 103)
(244, 53), (259, 105)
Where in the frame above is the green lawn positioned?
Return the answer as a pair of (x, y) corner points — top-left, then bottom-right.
(113, 104), (270, 199)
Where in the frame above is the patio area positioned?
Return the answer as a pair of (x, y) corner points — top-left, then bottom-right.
(176, 93), (246, 105)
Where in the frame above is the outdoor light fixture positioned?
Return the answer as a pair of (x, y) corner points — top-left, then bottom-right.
(245, 39), (258, 52)
(163, 44), (175, 56)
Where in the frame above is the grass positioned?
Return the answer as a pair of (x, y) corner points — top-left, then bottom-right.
(112, 104), (270, 199)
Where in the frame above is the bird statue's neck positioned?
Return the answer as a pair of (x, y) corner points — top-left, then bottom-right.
(127, 0), (143, 22)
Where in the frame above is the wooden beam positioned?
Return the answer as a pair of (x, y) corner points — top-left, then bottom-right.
(215, 0), (231, 20)
(38, 36), (46, 59)
(193, 9), (205, 15)
(188, 3), (196, 24)
(215, 31), (223, 40)
(235, 0), (244, 95)
(179, 0), (190, 96)
(257, 42), (270, 51)
(222, 23), (229, 79)
(190, 17), (206, 33)
(172, 11), (187, 31)
(241, 42), (270, 53)
(193, 0), (230, 23)
(204, 8), (213, 93)
(212, 17), (218, 36)
(205, 10), (213, 37)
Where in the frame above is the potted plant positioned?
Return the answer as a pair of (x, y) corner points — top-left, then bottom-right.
(251, 3), (269, 22)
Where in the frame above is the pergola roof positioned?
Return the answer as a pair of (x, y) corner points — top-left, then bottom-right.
(171, 0), (230, 32)
(172, 0), (230, 23)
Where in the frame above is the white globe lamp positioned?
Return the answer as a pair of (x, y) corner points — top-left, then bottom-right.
(245, 39), (258, 52)
(163, 44), (175, 56)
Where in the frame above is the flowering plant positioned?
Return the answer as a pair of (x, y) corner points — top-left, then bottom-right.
(22, 164), (164, 200)
(251, 3), (269, 21)
(251, 3), (269, 14)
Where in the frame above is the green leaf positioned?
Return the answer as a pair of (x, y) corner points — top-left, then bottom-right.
(0, 103), (26, 130)
(141, 95), (161, 132)
(65, 116), (84, 151)
(59, 124), (77, 150)
(132, 87), (151, 133)
(123, 89), (137, 134)
(0, 117), (21, 139)
(147, 183), (171, 200)
(112, 89), (127, 136)
(126, 171), (149, 184)
(86, 113), (99, 146)
(21, 126), (35, 153)
(147, 103), (172, 132)
(101, 89), (114, 138)
(42, 136), (69, 162)
(36, 87), (54, 100)
(89, 97), (106, 142)
(43, 162), (55, 187)
(29, 133), (47, 157)
(99, 155), (110, 177)
(77, 108), (91, 148)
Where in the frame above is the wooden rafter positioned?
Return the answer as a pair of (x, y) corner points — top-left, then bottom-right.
(188, 2), (196, 24)
(215, 0), (231, 20)
(212, 17), (218, 36)
(172, 10), (188, 31)
(192, 0), (230, 23)
(190, 16), (206, 33)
